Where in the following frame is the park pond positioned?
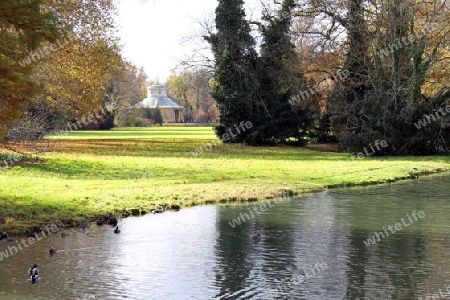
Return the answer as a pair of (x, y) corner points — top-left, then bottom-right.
(1, 174), (450, 299)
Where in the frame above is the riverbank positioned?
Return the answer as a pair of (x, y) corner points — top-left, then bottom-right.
(1, 127), (449, 234)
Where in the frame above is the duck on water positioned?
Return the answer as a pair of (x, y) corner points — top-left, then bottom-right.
(252, 233), (261, 240)
(49, 246), (57, 255)
(28, 264), (39, 283)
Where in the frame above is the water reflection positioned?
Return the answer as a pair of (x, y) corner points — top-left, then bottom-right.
(0, 175), (450, 299)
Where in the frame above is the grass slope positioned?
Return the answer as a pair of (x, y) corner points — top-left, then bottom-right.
(1, 126), (449, 233)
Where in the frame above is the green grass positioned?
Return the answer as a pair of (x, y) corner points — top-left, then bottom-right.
(1, 126), (449, 234)
(48, 126), (216, 139)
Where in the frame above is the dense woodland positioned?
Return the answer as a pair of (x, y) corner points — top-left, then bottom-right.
(1, 0), (450, 155)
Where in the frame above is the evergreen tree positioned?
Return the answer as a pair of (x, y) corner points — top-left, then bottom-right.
(327, 0), (373, 151)
(144, 108), (153, 119)
(249, 0), (312, 145)
(205, 0), (258, 143)
(153, 108), (163, 126)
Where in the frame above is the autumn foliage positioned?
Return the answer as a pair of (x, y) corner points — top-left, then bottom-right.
(1, 0), (147, 142)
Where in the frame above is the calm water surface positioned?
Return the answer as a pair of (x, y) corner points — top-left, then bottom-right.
(1, 174), (450, 299)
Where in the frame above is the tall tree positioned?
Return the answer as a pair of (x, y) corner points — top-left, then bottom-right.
(7, 0), (125, 137)
(249, 0), (313, 145)
(34, 0), (120, 121)
(205, 0), (259, 142)
(0, 0), (60, 141)
(327, 0), (374, 151)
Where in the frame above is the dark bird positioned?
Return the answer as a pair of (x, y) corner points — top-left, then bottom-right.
(410, 172), (419, 179)
(49, 246), (57, 254)
(411, 168), (419, 179)
(0, 231), (8, 240)
(26, 230), (37, 238)
(28, 264), (39, 283)
(252, 233), (261, 241)
(171, 204), (181, 211)
(108, 217), (118, 227)
(152, 208), (163, 214)
(113, 226), (121, 234)
(61, 232), (69, 238)
(122, 210), (130, 218)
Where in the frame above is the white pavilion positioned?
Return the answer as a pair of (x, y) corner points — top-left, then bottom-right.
(140, 85), (184, 123)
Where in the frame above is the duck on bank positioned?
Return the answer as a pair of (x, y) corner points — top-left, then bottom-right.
(0, 231), (8, 240)
(26, 230), (37, 238)
(122, 210), (130, 218)
(0, 232), (14, 242)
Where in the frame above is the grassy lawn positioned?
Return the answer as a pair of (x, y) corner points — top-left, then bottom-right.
(1, 126), (449, 233)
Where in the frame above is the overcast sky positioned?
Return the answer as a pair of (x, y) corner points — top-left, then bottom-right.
(116, 0), (263, 83)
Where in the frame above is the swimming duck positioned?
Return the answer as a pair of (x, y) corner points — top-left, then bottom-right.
(113, 226), (121, 234)
(122, 210), (130, 218)
(61, 232), (69, 238)
(28, 264), (39, 283)
(152, 208), (163, 214)
(49, 246), (57, 254)
(252, 233), (261, 240)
